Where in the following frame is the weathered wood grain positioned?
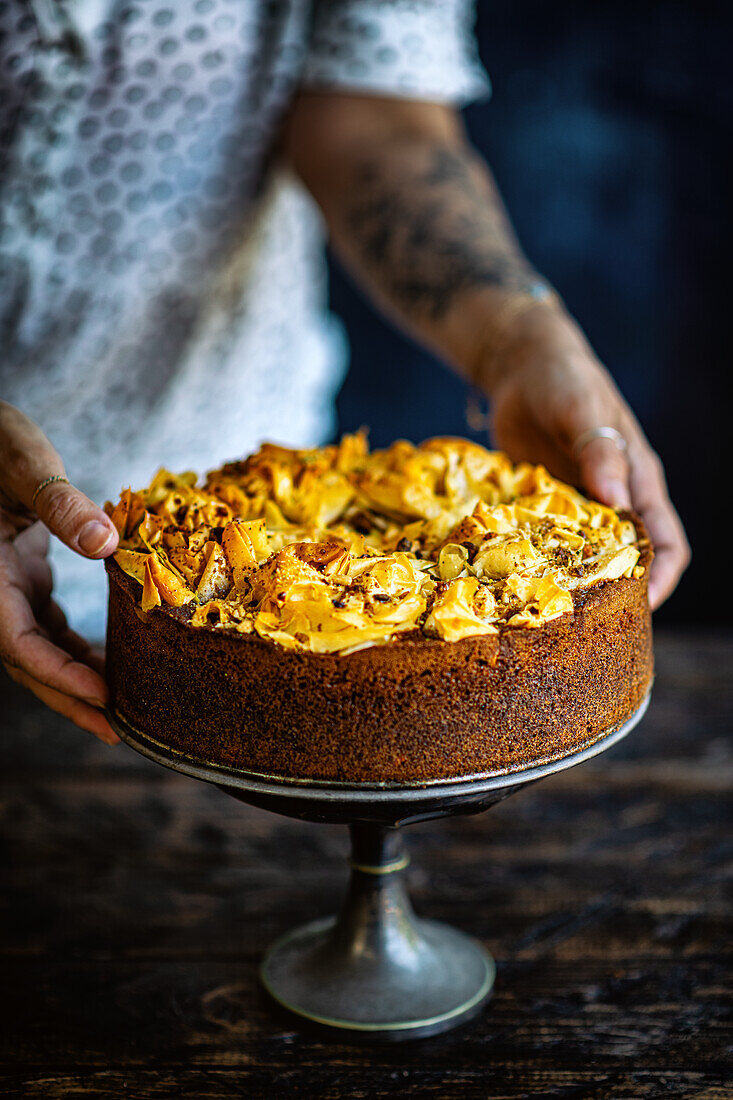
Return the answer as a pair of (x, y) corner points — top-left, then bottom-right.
(0, 628), (731, 1098)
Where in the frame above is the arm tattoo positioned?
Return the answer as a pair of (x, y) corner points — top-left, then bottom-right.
(345, 145), (541, 322)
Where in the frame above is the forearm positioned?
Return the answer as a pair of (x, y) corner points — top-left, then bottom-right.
(283, 93), (570, 387)
(283, 93), (690, 609)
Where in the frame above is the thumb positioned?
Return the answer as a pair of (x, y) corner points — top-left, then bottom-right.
(576, 435), (631, 510)
(0, 403), (118, 558)
(34, 480), (119, 558)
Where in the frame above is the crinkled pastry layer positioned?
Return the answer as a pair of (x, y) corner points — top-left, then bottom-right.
(106, 434), (648, 653)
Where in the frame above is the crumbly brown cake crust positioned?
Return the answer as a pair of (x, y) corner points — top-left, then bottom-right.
(106, 540), (653, 784)
(104, 437), (653, 782)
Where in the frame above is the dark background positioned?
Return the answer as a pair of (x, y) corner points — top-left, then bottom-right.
(331, 1), (728, 625)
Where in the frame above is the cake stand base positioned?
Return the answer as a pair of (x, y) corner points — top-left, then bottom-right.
(260, 824), (493, 1039)
(108, 692), (650, 1042)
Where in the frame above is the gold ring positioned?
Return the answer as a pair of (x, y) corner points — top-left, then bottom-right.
(31, 475), (69, 510)
(572, 426), (627, 460)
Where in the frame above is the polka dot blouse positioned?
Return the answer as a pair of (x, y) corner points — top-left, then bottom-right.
(0, 0), (489, 638)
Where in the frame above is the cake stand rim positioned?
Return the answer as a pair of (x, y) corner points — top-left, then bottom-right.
(107, 688), (650, 803)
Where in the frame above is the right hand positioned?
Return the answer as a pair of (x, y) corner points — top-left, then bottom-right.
(0, 402), (120, 744)
(482, 307), (691, 610)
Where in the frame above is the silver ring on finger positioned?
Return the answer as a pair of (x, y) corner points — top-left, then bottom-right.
(572, 425), (627, 460)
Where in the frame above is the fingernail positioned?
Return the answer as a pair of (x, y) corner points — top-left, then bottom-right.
(86, 695), (107, 708)
(78, 521), (113, 555)
(599, 479), (631, 509)
(97, 729), (120, 746)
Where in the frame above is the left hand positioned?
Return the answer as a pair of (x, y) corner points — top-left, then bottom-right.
(0, 520), (118, 743)
(0, 402), (119, 743)
(482, 306), (691, 610)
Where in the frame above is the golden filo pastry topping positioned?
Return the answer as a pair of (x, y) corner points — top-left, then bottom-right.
(106, 434), (647, 653)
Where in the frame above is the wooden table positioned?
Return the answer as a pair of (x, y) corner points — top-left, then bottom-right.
(1, 629), (731, 1098)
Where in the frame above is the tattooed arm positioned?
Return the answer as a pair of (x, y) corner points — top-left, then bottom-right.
(283, 93), (689, 607)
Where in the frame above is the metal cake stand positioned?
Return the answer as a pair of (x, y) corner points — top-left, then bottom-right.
(108, 692), (650, 1041)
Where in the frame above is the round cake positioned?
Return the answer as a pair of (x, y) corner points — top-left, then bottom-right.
(104, 435), (653, 783)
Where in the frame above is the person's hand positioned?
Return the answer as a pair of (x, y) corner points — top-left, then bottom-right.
(0, 402), (120, 743)
(481, 306), (690, 609)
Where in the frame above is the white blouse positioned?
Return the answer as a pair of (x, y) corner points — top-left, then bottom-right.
(0, 0), (489, 638)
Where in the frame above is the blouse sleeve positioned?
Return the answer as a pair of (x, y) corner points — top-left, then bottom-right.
(302, 0), (490, 106)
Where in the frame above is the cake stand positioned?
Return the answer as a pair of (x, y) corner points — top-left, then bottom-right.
(108, 692), (650, 1041)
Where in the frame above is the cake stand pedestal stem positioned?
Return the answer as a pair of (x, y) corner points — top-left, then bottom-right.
(108, 695), (650, 1041)
(260, 823), (494, 1040)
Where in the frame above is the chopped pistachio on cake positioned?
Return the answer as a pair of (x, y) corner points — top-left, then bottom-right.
(105, 434), (646, 653)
